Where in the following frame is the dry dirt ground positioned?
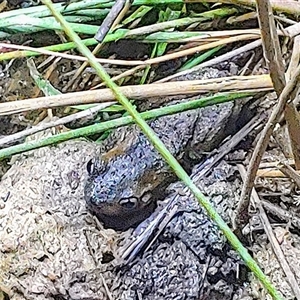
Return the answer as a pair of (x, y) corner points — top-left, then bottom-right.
(1, 5), (300, 299)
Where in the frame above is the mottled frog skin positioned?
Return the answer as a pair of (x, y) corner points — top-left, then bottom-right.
(84, 110), (198, 230)
(84, 99), (236, 230)
(84, 69), (246, 231)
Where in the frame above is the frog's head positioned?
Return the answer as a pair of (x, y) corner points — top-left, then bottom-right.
(84, 156), (167, 231)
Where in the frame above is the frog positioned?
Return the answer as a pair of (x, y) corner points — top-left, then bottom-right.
(84, 68), (251, 231)
(84, 109), (200, 231)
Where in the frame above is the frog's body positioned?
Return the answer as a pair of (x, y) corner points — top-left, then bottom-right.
(83, 64), (256, 298)
(84, 110), (199, 230)
(84, 99), (236, 230)
(84, 67), (253, 231)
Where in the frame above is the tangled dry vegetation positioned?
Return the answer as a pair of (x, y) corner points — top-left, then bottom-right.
(1, 0), (300, 299)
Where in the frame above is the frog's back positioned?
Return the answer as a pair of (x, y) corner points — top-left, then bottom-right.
(84, 109), (200, 230)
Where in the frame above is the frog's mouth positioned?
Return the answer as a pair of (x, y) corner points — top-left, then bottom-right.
(87, 197), (156, 231)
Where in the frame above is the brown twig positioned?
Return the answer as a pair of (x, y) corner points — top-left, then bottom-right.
(235, 64), (300, 229)
(234, 0), (289, 229)
(256, 0), (285, 94)
(94, 0), (132, 42)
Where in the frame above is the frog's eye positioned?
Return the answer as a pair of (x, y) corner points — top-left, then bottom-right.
(87, 158), (106, 175)
(119, 197), (138, 209)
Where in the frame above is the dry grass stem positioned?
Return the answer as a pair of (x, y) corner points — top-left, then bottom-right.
(262, 200), (300, 229)
(0, 103), (113, 147)
(256, 168), (299, 179)
(279, 162), (300, 188)
(285, 104), (300, 170)
(0, 42), (145, 66)
(286, 36), (300, 81)
(256, 0), (285, 95)
(0, 75), (272, 116)
(157, 39), (263, 83)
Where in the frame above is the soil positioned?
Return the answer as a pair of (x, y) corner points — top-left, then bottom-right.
(1, 2), (300, 300)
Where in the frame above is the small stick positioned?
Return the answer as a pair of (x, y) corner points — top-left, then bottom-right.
(99, 274), (113, 300)
(257, 0), (285, 94)
(279, 162), (300, 188)
(261, 199), (300, 229)
(156, 39), (262, 83)
(94, 0), (132, 42)
(0, 103), (113, 147)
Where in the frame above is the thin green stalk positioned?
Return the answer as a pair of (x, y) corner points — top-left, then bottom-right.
(122, 5), (152, 25)
(0, 10), (228, 37)
(140, 7), (180, 84)
(140, 43), (157, 84)
(134, 0), (300, 15)
(0, 0), (178, 20)
(0, 0), (298, 21)
(41, 0), (283, 299)
(0, 18), (203, 61)
(0, 8), (236, 61)
(1, 15), (102, 35)
(0, 0), (186, 20)
(0, 92), (250, 159)
(179, 46), (223, 71)
(0, 0), (113, 19)
(143, 31), (219, 42)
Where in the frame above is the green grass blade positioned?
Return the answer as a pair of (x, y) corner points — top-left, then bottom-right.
(39, 1), (284, 299)
(0, 92), (250, 159)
